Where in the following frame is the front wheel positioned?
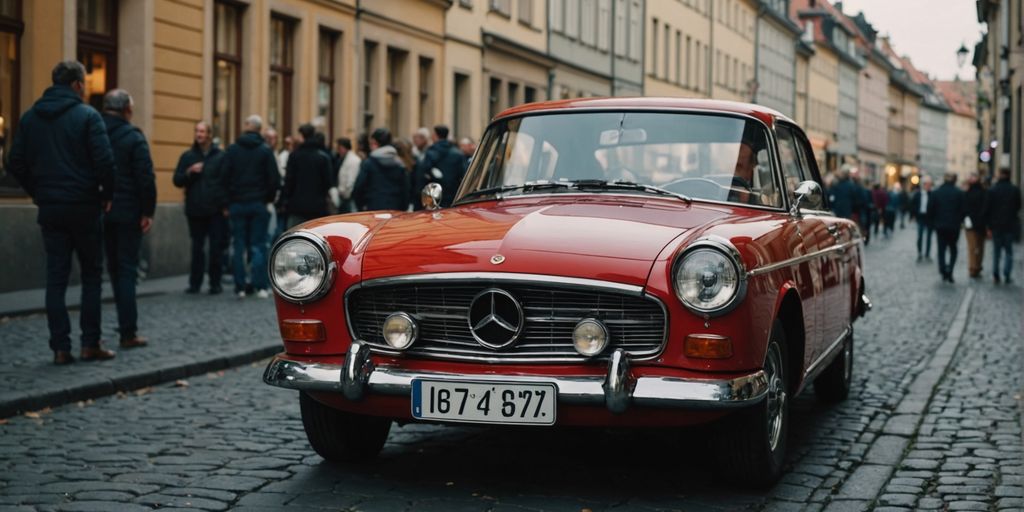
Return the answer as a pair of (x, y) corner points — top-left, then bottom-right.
(299, 392), (391, 462)
(714, 321), (789, 488)
(814, 329), (853, 403)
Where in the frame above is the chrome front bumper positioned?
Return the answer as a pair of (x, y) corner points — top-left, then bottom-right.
(263, 341), (768, 414)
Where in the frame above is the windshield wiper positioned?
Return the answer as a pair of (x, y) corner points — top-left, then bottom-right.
(572, 179), (692, 204)
(459, 181), (574, 201)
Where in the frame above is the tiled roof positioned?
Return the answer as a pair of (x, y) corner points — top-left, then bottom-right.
(935, 81), (977, 118)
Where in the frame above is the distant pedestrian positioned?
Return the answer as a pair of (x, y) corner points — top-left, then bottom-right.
(963, 173), (987, 279)
(827, 168), (860, 221)
(854, 176), (872, 246)
(928, 173), (966, 283)
(352, 128), (410, 211)
(413, 125), (468, 208)
(411, 127), (430, 162)
(356, 134), (371, 160)
(983, 168), (1022, 284)
(883, 184), (900, 238)
(173, 121), (226, 295)
(100, 89), (156, 349)
(265, 128), (287, 242)
(896, 183), (910, 228)
(871, 183), (889, 237)
(222, 115), (281, 299)
(281, 123), (334, 228)
(910, 177), (935, 260)
(393, 138), (417, 172)
(7, 61), (117, 364)
(330, 137), (361, 214)
(459, 137), (476, 169)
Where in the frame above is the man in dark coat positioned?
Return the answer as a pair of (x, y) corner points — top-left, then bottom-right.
(412, 125), (467, 208)
(100, 89), (156, 349)
(827, 168), (860, 221)
(173, 121), (226, 294)
(928, 173), (966, 283)
(984, 168), (1022, 284)
(281, 123), (334, 228)
(221, 115), (281, 298)
(7, 61), (118, 364)
(352, 128), (410, 211)
(963, 173), (987, 278)
(910, 176), (934, 260)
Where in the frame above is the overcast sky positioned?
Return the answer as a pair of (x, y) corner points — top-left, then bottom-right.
(837, 0), (985, 81)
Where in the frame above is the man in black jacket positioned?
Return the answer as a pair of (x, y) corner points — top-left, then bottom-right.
(984, 168), (1022, 284)
(173, 121), (226, 294)
(928, 173), (967, 283)
(7, 61), (117, 364)
(100, 89), (156, 349)
(281, 124), (333, 227)
(963, 173), (987, 278)
(412, 125), (467, 208)
(221, 115), (281, 298)
(352, 128), (409, 211)
(910, 177), (934, 260)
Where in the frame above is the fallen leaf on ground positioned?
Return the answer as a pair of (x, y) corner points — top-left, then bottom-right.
(24, 412), (40, 419)
(135, 387), (152, 396)
(174, 380), (190, 388)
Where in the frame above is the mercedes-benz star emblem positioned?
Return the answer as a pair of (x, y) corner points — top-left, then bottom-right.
(467, 288), (524, 349)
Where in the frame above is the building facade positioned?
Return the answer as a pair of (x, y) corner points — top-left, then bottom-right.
(976, 0), (1023, 185)
(711, 0), (758, 102)
(936, 80), (980, 181)
(906, 61), (951, 180)
(445, 0), (551, 141)
(550, 0), (645, 98)
(850, 13), (889, 184)
(755, 0), (800, 117)
(645, 0), (711, 98)
(879, 37), (923, 185)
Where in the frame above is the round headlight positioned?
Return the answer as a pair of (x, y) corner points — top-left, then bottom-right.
(573, 318), (609, 357)
(674, 247), (742, 314)
(383, 312), (417, 350)
(270, 236), (329, 302)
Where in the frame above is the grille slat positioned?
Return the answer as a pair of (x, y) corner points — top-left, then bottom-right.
(348, 281), (665, 362)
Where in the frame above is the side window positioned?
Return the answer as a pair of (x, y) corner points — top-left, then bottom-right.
(780, 124), (826, 211)
(775, 125), (806, 195)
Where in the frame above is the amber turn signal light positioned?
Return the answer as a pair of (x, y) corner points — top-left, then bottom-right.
(280, 319), (326, 343)
(684, 334), (733, 359)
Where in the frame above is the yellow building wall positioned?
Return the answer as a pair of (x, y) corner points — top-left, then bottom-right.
(806, 44), (838, 147)
(19, 0), (67, 108)
(645, 0), (710, 98)
(152, 0), (205, 203)
(710, 0), (756, 102)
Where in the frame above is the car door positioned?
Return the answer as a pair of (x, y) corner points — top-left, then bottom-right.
(774, 123), (830, 367)
(787, 125), (850, 355)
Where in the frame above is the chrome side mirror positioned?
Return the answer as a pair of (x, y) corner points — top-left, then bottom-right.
(421, 183), (442, 211)
(790, 180), (823, 217)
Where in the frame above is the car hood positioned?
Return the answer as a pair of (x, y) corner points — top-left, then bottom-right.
(359, 196), (732, 286)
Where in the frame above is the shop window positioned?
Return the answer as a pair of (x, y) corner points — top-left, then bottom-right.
(318, 28), (339, 139)
(214, 1), (243, 146)
(269, 15), (295, 141)
(488, 77), (502, 118)
(453, 72), (470, 139)
(0, 0), (22, 196)
(77, 0), (117, 111)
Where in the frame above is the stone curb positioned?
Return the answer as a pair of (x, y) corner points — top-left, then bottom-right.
(0, 342), (281, 418)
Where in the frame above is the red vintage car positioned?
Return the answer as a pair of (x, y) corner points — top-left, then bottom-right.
(263, 98), (870, 486)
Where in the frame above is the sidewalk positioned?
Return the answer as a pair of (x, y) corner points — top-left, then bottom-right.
(0, 281), (281, 418)
(0, 274), (188, 318)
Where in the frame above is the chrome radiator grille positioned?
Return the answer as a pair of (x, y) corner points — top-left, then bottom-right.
(346, 280), (666, 361)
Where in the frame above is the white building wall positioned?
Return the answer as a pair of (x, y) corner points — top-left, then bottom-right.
(836, 62), (859, 156)
(756, 17), (796, 117)
(918, 105), (949, 177)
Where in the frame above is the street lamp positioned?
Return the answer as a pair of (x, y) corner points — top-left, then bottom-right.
(956, 43), (969, 68)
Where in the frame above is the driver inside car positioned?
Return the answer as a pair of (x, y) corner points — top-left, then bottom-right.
(729, 142), (758, 205)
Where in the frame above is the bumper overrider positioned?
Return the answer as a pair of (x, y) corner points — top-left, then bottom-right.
(263, 341), (768, 414)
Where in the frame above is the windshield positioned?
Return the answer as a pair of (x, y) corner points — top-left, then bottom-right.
(456, 112), (782, 208)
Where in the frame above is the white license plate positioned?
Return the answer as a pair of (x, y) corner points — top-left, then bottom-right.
(411, 379), (557, 425)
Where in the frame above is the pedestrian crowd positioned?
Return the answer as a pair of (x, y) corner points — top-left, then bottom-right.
(7, 60), (478, 365)
(828, 166), (1021, 285)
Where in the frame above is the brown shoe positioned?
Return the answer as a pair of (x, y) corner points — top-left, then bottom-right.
(53, 351), (76, 365)
(80, 345), (116, 361)
(120, 336), (148, 349)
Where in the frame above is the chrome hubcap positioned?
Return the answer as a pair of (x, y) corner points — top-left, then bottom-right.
(765, 343), (786, 452)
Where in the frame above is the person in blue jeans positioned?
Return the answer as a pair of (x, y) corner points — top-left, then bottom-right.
(910, 177), (934, 261)
(220, 115), (281, 298)
(984, 169), (1022, 285)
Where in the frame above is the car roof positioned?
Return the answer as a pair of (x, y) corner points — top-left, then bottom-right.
(494, 97), (793, 128)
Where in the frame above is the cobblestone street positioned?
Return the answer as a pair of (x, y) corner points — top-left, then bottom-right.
(0, 226), (1021, 512)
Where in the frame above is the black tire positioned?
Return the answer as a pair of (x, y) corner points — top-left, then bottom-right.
(814, 328), (853, 403)
(299, 392), (392, 462)
(714, 321), (789, 488)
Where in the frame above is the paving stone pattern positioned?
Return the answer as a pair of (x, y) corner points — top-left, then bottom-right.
(0, 225), (1020, 511)
(0, 290), (279, 417)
